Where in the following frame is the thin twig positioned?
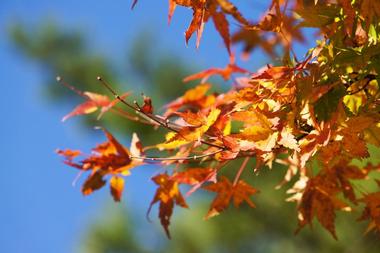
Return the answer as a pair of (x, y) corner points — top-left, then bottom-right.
(233, 157), (250, 186)
(130, 149), (224, 162)
(97, 76), (226, 150)
(56, 76), (86, 98)
(110, 107), (153, 125)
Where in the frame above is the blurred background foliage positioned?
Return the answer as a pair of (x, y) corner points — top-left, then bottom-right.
(10, 21), (380, 253)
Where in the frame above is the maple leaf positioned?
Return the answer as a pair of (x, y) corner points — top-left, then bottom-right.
(229, 109), (280, 152)
(56, 149), (81, 161)
(157, 108), (221, 150)
(251, 65), (294, 81)
(338, 116), (376, 159)
(172, 167), (217, 196)
(168, 0), (177, 24)
(330, 160), (372, 203)
(169, 0), (249, 52)
(359, 0), (380, 29)
(148, 173), (188, 238)
(339, 0), (356, 41)
(164, 83), (214, 116)
(110, 176), (125, 202)
(62, 91), (130, 122)
(212, 11), (231, 54)
(204, 176), (257, 219)
(59, 0), (380, 240)
(57, 128), (143, 201)
(358, 191), (380, 234)
(82, 171), (107, 196)
(296, 173), (351, 239)
(278, 127), (300, 152)
(299, 122), (331, 167)
(232, 28), (277, 58)
(183, 54), (249, 83)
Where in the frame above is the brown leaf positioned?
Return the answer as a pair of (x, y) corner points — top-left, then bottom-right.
(157, 109), (221, 150)
(62, 91), (129, 121)
(141, 95), (154, 114)
(82, 171), (107, 196)
(360, 0), (380, 26)
(296, 173), (350, 239)
(212, 11), (231, 54)
(358, 191), (380, 234)
(57, 129), (140, 201)
(204, 176), (257, 219)
(110, 176), (125, 202)
(173, 168), (217, 196)
(149, 173), (188, 238)
(184, 54), (248, 83)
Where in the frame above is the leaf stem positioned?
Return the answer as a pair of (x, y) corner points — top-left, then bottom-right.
(233, 157), (250, 186)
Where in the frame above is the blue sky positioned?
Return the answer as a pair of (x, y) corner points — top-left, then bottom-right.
(0, 1), (309, 252)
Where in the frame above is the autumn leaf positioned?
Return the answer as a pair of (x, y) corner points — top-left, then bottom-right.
(251, 65), (294, 81)
(82, 171), (107, 196)
(172, 167), (217, 196)
(59, 0), (380, 239)
(360, 0), (380, 26)
(169, 0), (249, 52)
(204, 176), (257, 219)
(212, 11), (231, 54)
(184, 54), (248, 83)
(56, 149), (81, 161)
(299, 122), (331, 167)
(278, 127), (300, 151)
(358, 191), (380, 234)
(168, 0), (177, 24)
(148, 173), (188, 238)
(296, 172), (352, 239)
(110, 176), (125, 202)
(62, 90), (130, 122)
(157, 108), (221, 150)
(164, 83), (214, 116)
(232, 28), (277, 58)
(57, 128), (143, 201)
(338, 116), (376, 159)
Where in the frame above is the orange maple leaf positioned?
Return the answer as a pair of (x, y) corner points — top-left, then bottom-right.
(164, 83), (214, 116)
(358, 191), (380, 234)
(168, 0), (248, 52)
(57, 128), (143, 201)
(204, 176), (257, 219)
(172, 167), (217, 196)
(157, 108), (221, 150)
(148, 173), (188, 238)
(184, 54), (248, 83)
(62, 90), (130, 122)
(296, 173), (351, 239)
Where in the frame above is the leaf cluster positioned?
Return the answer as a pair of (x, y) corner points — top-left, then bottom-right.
(58, 0), (380, 239)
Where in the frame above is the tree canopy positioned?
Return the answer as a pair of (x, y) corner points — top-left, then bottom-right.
(56, 0), (380, 239)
